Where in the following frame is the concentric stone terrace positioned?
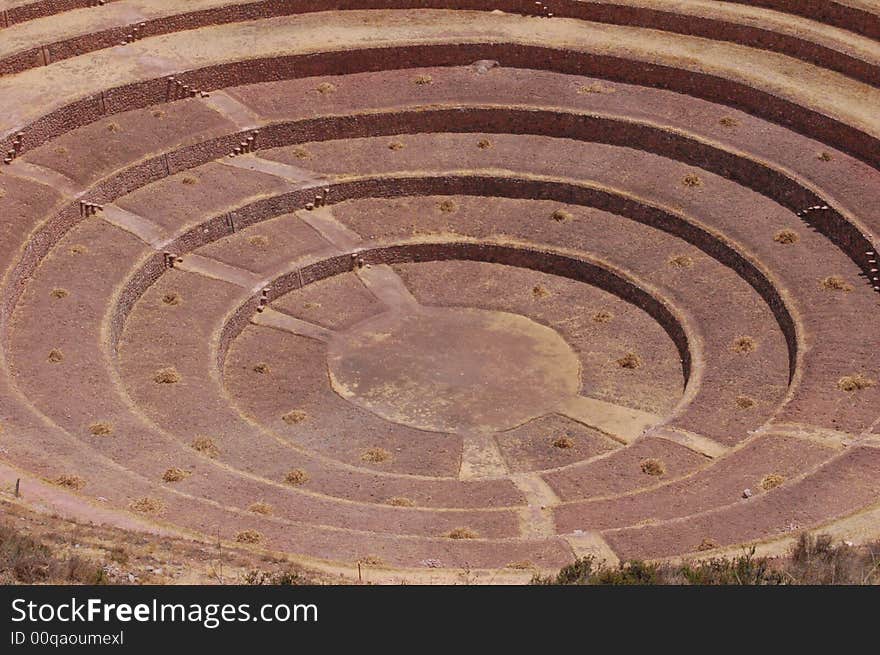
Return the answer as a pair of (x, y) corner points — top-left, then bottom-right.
(1, 0), (879, 578)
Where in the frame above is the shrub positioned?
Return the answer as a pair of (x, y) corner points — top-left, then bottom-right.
(284, 469), (309, 485)
(773, 229), (799, 244)
(820, 276), (853, 292)
(616, 352), (641, 369)
(552, 436), (574, 449)
(837, 374), (876, 392)
(282, 410), (307, 424)
(761, 473), (785, 490)
(361, 448), (391, 463)
(53, 475), (85, 490)
(88, 422), (113, 436)
(735, 395), (756, 409)
(248, 502), (272, 515)
(640, 459), (665, 476)
(732, 336), (756, 354)
(162, 468), (189, 483)
(235, 530), (263, 544)
(191, 436), (219, 458)
(153, 367), (181, 384)
(438, 199), (456, 213)
(129, 497), (165, 515)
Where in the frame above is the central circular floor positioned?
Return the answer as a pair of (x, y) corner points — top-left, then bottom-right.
(326, 306), (581, 433)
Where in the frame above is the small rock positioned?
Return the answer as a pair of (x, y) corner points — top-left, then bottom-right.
(472, 60), (500, 74)
(420, 558), (442, 568)
(742, 488), (753, 499)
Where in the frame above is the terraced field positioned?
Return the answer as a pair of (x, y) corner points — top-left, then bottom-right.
(0, 0), (879, 580)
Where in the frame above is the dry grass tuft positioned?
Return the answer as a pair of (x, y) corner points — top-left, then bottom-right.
(282, 409), (307, 424)
(252, 362), (270, 374)
(315, 82), (336, 94)
(820, 275), (853, 292)
(735, 395), (756, 409)
(88, 422), (113, 436)
(162, 467), (189, 483)
(387, 141), (404, 151)
(357, 555), (384, 566)
(616, 352), (641, 369)
(438, 199), (456, 213)
(106, 122), (121, 133)
(668, 255), (693, 268)
(477, 138), (492, 149)
(817, 151), (833, 162)
(696, 538), (719, 552)
(129, 497), (164, 515)
(578, 82), (615, 94)
(551, 209), (574, 223)
(837, 374), (876, 392)
(181, 176), (198, 185)
(592, 310), (613, 323)
(293, 146), (311, 159)
(413, 74), (433, 85)
(774, 229), (799, 244)
(719, 116), (738, 127)
(507, 561), (534, 570)
(152, 109), (165, 118)
(161, 292), (181, 306)
(47, 349), (64, 364)
(761, 473), (785, 491)
(362, 447), (391, 463)
(191, 436), (219, 458)
(552, 436), (575, 449)
(446, 527), (478, 540)
(682, 174), (703, 188)
(732, 336), (756, 354)
(248, 501), (273, 515)
(50, 288), (68, 299)
(386, 497), (415, 507)
(532, 284), (550, 299)
(248, 235), (269, 248)
(153, 367), (181, 384)
(53, 474), (85, 490)
(640, 458), (666, 476)
(69, 244), (88, 255)
(284, 469), (309, 485)
(235, 530), (263, 544)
